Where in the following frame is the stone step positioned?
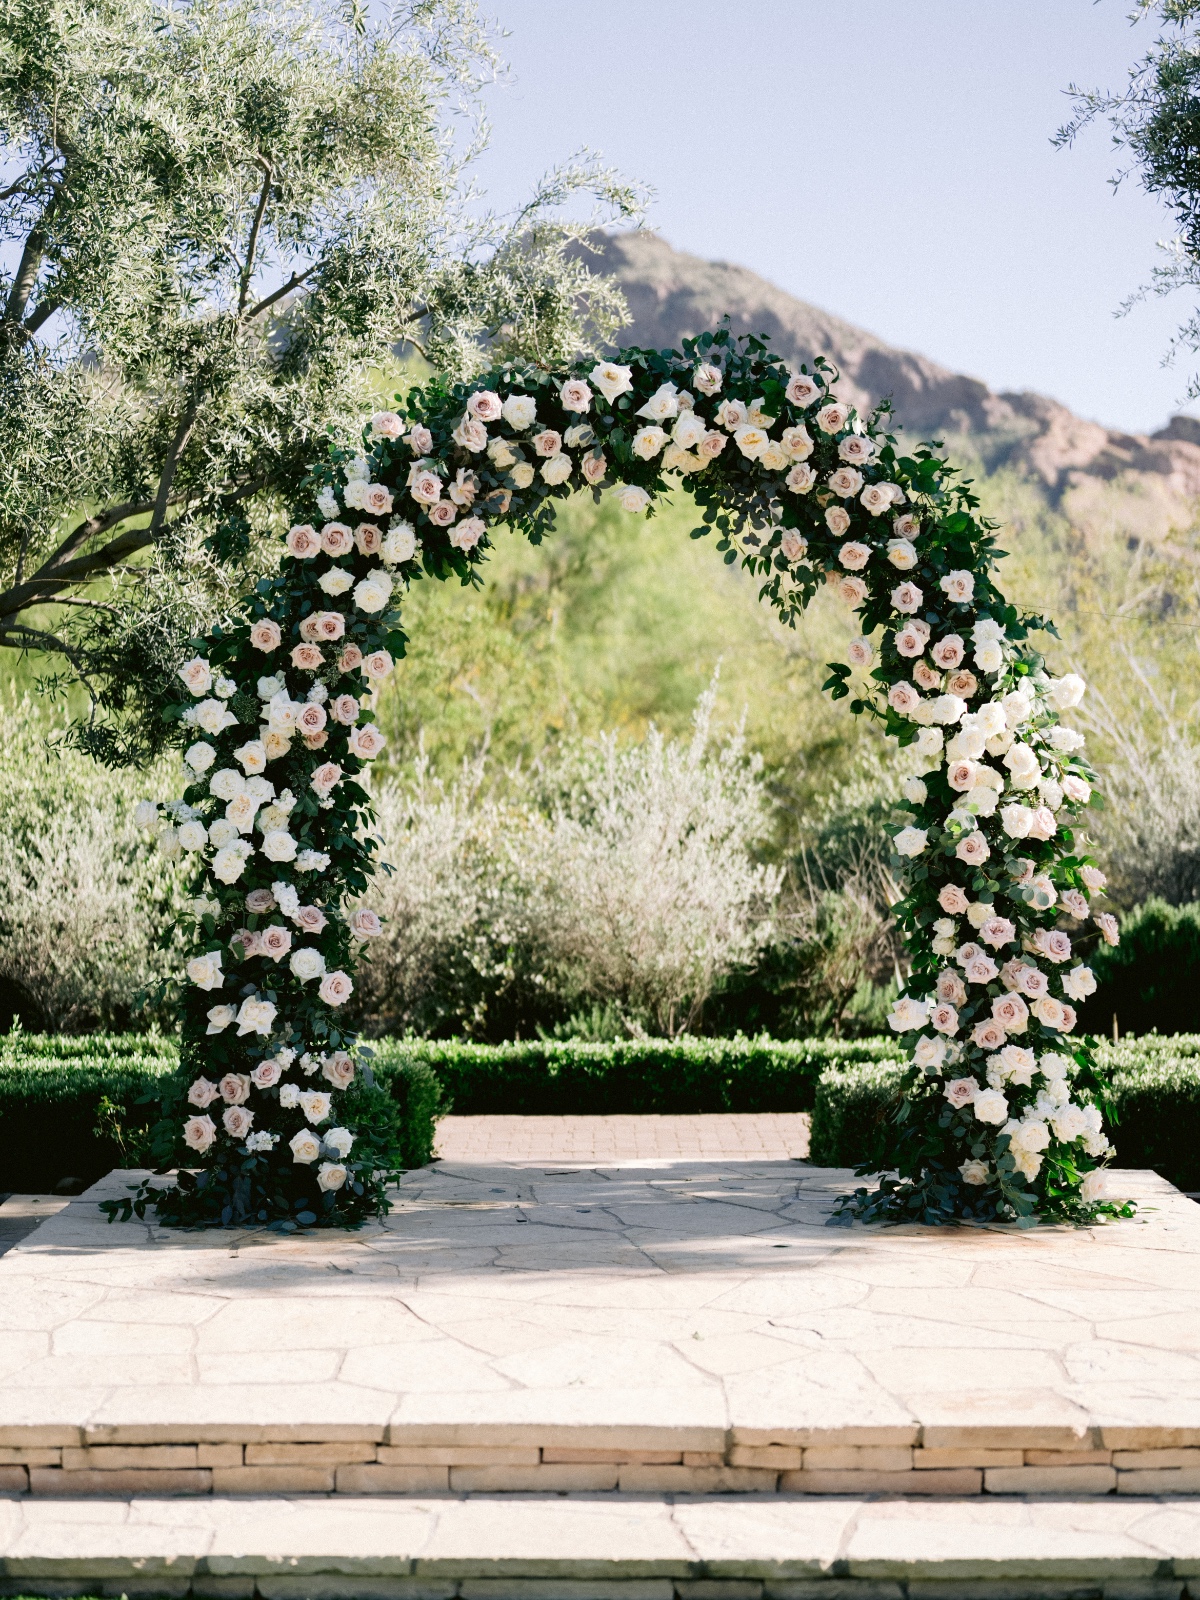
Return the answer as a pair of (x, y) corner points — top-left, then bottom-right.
(2, 1167), (1199, 1502)
(0, 1491), (1198, 1598)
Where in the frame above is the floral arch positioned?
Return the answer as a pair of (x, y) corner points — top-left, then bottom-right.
(117, 328), (1124, 1231)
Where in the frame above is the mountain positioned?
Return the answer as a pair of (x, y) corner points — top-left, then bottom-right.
(590, 230), (1200, 507)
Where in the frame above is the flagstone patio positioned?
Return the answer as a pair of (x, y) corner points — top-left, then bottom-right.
(0, 1160), (1198, 1501)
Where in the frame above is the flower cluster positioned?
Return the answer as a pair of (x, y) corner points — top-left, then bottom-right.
(118, 327), (1120, 1230)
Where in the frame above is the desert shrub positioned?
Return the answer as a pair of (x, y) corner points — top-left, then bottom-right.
(360, 687), (781, 1039)
(0, 704), (185, 1032)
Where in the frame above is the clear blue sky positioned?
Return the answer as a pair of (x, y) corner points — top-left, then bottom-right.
(470, 0), (1193, 435)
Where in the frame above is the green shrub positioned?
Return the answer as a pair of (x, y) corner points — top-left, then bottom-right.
(1082, 900), (1200, 1038)
(370, 1035), (902, 1116)
(809, 1060), (906, 1168)
(0, 1032), (176, 1191)
(372, 1052), (445, 1169)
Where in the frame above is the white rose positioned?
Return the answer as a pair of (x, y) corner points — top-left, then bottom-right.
(1062, 964), (1097, 1001)
(888, 996), (930, 1032)
(205, 1005), (236, 1035)
(1004, 742), (1041, 789)
(317, 1162), (348, 1192)
(902, 776), (927, 804)
(974, 641), (1004, 675)
(235, 997), (276, 1036)
(184, 742), (216, 774)
(635, 382), (680, 421)
(323, 1126), (355, 1157)
(195, 699), (235, 736)
(381, 522), (417, 565)
(540, 453), (574, 485)
(509, 462), (535, 489)
(960, 1159), (989, 1186)
(354, 571), (394, 613)
(289, 1128), (322, 1164)
(613, 484), (652, 514)
(319, 567), (353, 596)
(589, 363), (633, 404)
(177, 820), (208, 852)
(1047, 673), (1086, 711)
(300, 1089), (332, 1125)
(289, 947), (327, 983)
(972, 1088), (1009, 1125)
(893, 826), (928, 857)
(261, 829), (297, 863)
(187, 952), (224, 991)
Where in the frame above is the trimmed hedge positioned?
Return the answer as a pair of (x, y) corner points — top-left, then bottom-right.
(808, 1036), (1200, 1193)
(4, 1030), (1199, 1195)
(0, 1032), (443, 1194)
(369, 1036), (903, 1116)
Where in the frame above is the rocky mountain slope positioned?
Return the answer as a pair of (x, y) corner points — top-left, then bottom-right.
(591, 230), (1200, 508)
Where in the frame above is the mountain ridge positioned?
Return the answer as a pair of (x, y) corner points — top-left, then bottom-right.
(590, 230), (1200, 506)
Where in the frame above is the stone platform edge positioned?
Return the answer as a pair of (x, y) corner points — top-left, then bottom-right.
(2, 1428), (1200, 1497)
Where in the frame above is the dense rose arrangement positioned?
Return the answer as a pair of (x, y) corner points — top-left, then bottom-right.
(112, 327), (1125, 1228)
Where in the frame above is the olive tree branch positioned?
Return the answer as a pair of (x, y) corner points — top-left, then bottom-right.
(237, 158), (273, 315)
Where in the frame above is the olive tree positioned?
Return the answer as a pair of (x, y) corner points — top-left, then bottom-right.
(1057, 0), (1200, 398)
(0, 0), (640, 760)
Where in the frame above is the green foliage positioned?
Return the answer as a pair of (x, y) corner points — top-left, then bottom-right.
(1057, 0), (1200, 397)
(0, 1030), (176, 1190)
(0, 0), (641, 758)
(1082, 898), (1200, 1037)
(370, 1035), (903, 1116)
(809, 1058), (905, 1170)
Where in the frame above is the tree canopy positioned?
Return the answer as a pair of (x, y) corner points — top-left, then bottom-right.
(0, 0), (641, 761)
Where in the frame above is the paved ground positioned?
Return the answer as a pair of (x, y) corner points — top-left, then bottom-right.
(0, 1195), (69, 1259)
(434, 1113), (812, 1163)
(0, 1163), (1196, 1467)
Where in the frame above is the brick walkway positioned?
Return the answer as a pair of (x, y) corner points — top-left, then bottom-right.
(433, 1111), (811, 1163)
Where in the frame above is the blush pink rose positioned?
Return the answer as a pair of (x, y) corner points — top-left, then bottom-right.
(286, 525), (321, 559)
(219, 1072), (251, 1106)
(946, 670), (978, 698)
(298, 702), (327, 735)
(362, 650), (394, 680)
(319, 970), (354, 1007)
(409, 424), (433, 455)
(467, 389), (503, 422)
(348, 723), (385, 760)
(581, 451), (608, 484)
(991, 993), (1030, 1033)
(337, 644), (363, 672)
(350, 908), (383, 939)
(260, 925), (292, 962)
(938, 885), (969, 915)
(250, 620), (282, 652)
(943, 1077), (978, 1109)
(245, 888), (275, 914)
(303, 731), (328, 750)
(314, 611), (345, 641)
(362, 484), (393, 517)
(971, 1019), (1009, 1051)
(930, 1002), (959, 1035)
(892, 583), (923, 615)
(913, 661), (941, 690)
(251, 1059), (284, 1089)
(311, 761), (343, 797)
(187, 1077), (219, 1109)
(355, 524), (382, 556)
(1034, 927), (1073, 963)
(930, 635), (965, 670)
(183, 1114), (216, 1152)
(428, 500), (458, 527)
(980, 916), (1016, 949)
(532, 429), (562, 458)
(450, 516), (485, 551)
(320, 522), (355, 556)
(331, 694), (359, 725)
(295, 905), (328, 934)
(888, 683), (921, 716)
(322, 1050), (357, 1088)
(291, 644), (324, 671)
(956, 833), (990, 866)
(223, 1105), (254, 1140)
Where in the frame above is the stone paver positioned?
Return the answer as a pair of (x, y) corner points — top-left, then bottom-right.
(1, 1491), (1200, 1593)
(0, 1164), (1198, 1497)
(434, 1115), (812, 1164)
(0, 1196), (69, 1259)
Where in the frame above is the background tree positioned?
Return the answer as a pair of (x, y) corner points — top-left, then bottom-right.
(0, 0), (641, 761)
(1057, 0), (1200, 398)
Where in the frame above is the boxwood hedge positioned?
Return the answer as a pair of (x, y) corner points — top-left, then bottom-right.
(1, 1030), (1197, 1196)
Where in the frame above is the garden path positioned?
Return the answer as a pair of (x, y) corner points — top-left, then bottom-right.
(433, 1112), (812, 1163)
